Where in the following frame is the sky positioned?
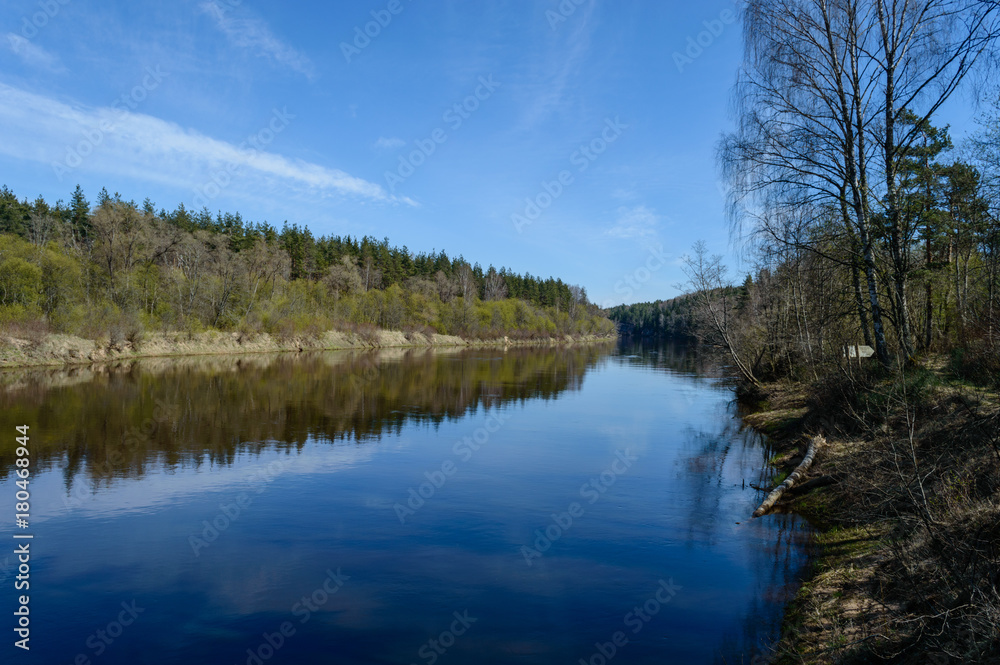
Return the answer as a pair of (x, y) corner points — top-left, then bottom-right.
(0, 0), (984, 306)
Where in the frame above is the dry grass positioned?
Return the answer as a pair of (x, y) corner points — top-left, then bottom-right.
(756, 366), (1000, 664)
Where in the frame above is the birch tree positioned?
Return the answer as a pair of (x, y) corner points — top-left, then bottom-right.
(720, 0), (1000, 365)
(682, 241), (761, 388)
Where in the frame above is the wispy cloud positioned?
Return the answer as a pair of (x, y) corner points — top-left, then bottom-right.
(518, 1), (600, 129)
(373, 136), (406, 151)
(611, 185), (639, 201)
(606, 205), (660, 239)
(5, 33), (63, 72)
(200, 1), (315, 79)
(0, 82), (407, 206)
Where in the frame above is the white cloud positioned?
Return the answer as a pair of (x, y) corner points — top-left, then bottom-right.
(5, 33), (63, 72)
(200, 1), (315, 79)
(611, 186), (638, 201)
(0, 82), (408, 206)
(606, 205), (660, 239)
(373, 136), (406, 151)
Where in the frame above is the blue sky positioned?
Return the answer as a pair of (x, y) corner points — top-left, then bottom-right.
(0, 0), (981, 306)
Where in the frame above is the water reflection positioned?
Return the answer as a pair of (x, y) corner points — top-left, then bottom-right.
(0, 340), (811, 665)
(0, 344), (612, 484)
(616, 339), (814, 662)
(615, 337), (727, 377)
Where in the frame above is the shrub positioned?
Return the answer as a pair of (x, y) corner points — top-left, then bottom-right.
(0, 257), (42, 308)
(949, 340), (1000, 388)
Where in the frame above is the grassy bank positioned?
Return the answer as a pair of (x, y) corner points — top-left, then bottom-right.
(0, 328), (617, 368)
(739, 365), (1000, 664)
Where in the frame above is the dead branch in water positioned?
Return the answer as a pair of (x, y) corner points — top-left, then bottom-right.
(753, 435), (823, 518)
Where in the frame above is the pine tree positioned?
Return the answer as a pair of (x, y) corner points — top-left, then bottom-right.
(62, 185), (86, 242)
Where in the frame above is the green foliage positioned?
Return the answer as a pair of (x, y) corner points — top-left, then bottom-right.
(0, 257), (42, 309)
(40, 245), (84, 315)
(0, 235), (48, 312)
(0, 303), (33, 326)
(0, 185), (615, 342)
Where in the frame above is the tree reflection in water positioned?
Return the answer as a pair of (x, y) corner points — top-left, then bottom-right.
(0, 344), (613, 486)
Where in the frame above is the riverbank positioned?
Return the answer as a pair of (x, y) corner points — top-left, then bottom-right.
(0, 328), (617, 368)
(740, 368), (1000, 664)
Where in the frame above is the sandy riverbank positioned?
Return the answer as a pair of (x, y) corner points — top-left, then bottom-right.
(0, 329), (617, 369)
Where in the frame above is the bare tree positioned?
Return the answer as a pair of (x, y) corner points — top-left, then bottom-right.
(240, 237), (289, 318)
(455, 263), (476, 300)
(721, 0), (1000, 366)
(682, 241), (761, 388)
(27, 213), (58, 249)
(203, 234), (242, 327)
(89, 202), (150, 306)
(484, 266), (508, 301)
(568, 284), (587, 317)
(360, 254), (382, 292)
(324, 254), (363, 299)
(170, 232), (211, 319)
(874, 1), (1000, 360)
(434, 270), (458, 302)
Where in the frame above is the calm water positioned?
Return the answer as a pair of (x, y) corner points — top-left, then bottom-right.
(0, 341), (812, 664)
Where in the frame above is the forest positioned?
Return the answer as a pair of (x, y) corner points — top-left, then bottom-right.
(606, 292), (700, 339)
(613, 4), (1000, 662)
(650, 3), (1000, 663)
(0, 185), (615, 344)
(612, 4), (1000, 390)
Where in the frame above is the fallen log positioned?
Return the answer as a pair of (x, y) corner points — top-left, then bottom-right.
(752, 435), (824, 518)
(785, 474), (836, 496)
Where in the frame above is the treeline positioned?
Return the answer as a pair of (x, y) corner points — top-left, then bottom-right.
(605, 292), (711, 339)
(681, 1), (1000, 388)
(686, 121), (1000, 385)
(0, 185), (615, 342)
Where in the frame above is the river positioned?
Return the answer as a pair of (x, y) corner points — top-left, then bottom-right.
(0, 340), (812, 664)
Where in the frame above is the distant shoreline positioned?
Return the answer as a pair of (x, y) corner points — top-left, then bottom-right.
(0, 329), (618, 369)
